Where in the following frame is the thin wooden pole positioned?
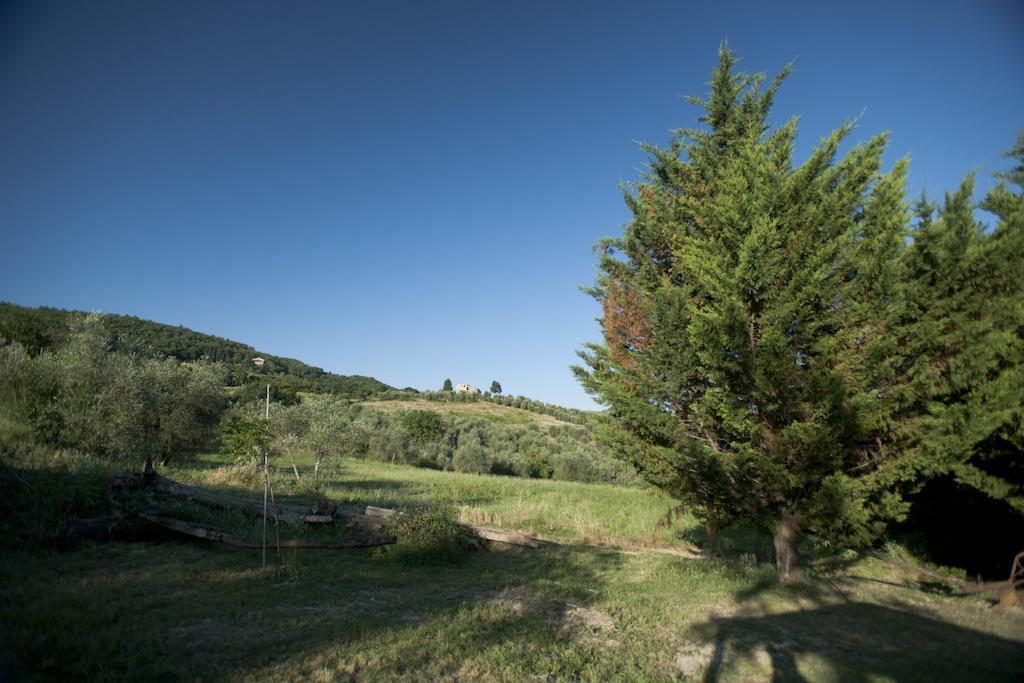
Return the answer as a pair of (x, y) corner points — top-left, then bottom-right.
(262, 450), (268, 568)
(263, 384), (270, 567)
(268, 474), (282, 561)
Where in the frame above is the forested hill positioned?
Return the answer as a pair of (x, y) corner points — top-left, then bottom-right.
(0, 302), (394, 399)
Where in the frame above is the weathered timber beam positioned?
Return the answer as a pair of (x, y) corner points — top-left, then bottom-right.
(335, 510), (387, 530)
(134, 511), (395, 549)
(134, 475), (540, 548)
(467, 525), (540, 548)
(150, 475), (309, 524)
(149, 475), (387, 529)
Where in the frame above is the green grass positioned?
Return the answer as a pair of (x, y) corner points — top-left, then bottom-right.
(1, 452), (1022, 681)
(171, 452), (691, 549)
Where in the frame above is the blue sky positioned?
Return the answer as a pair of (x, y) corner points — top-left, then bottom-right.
(1, 0), (1022, 409)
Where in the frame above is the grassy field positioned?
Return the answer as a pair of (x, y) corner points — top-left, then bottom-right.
(172, 453), (693, 549)
(360, 399), (581, 430)
(1, 452), (1022, 681)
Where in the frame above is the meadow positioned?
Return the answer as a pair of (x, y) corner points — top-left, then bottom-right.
(1, 450), (1022, 681)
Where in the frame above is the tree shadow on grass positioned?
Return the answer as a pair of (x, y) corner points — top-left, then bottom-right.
(215, 544), (627, 680)
(0, 539), (629, 681)
(695, 600), (1024, 682)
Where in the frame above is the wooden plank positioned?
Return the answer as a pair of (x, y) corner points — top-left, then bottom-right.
(365, 506), (396, 518)
(135, 511), (395, 549)
(151, 474), (308, 524)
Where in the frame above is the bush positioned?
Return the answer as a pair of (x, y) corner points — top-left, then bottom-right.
(218, 417), (272, 466)
(401, 409), (444, 444)
(367, 424), (413, 464)
(413, 441), (449, 470)
(522, 451), (554, 479)
(552, 449), (601, 483)
(382, 507), (475, 566)
(452, 438), (489, 474)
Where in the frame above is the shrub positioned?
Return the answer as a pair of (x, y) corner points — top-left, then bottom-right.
(218, 417), (272, 466)
(382, 507), (475, 565)
(401, 409), (444, 444)
(367, 424), (413, 464)
(452, 439), (489, 474)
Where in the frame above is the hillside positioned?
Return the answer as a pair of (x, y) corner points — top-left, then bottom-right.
(361, 398), (583, 430)
(0, 302), (393, 399)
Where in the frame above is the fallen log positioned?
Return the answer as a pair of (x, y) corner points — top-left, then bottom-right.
(149, 475), (310, 524)
(134, 511), (395, 549)
(149, 475), (392, 530)
(303, 514), (334, 524)
(122, 474), (540, 548)
(336, 510), (388, 530)
(467, 525), (540, 548)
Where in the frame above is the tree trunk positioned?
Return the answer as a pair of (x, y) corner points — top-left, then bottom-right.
(772, 511), (803, 582)
(703, 504), (718, 544)
(287, 450), (301, 481)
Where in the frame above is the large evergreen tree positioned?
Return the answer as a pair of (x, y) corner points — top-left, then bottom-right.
(574, 48), (913, 579)
(876, 137), (1024, 515)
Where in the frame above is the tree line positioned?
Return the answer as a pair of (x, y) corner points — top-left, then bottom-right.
(246, 398), (638, 485)
(0, 314), (636, 488)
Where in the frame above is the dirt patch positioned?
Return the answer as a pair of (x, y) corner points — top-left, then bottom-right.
(488, 586), (546, 616)
(674, 642), (716, 677)
(563, 604), (615, 632)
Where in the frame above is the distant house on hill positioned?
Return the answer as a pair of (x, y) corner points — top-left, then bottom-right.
(251, 357), (266, 367)
(454, 383), (480, 394)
